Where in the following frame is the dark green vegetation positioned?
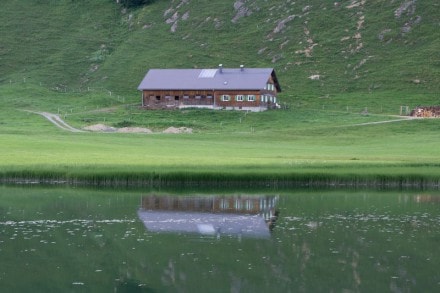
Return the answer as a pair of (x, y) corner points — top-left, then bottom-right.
(0, 0), (439, 187)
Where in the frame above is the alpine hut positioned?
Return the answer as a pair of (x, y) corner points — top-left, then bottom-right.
(137, 65), (281, 111)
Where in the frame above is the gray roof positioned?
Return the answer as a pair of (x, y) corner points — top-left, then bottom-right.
(137, 67), (281, 91)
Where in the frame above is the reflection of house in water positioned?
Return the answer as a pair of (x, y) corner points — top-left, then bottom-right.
(414, 194), (440, 203)
(137, 195), (279, 238)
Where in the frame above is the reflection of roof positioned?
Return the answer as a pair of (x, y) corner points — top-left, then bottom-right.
(137, 210), (271, 238)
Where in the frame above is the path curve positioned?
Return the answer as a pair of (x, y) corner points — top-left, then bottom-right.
(26, 111), (85, 132)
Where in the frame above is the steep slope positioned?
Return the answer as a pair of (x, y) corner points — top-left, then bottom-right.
(1, 0), (438, 102)
(0, 0), (122, 89)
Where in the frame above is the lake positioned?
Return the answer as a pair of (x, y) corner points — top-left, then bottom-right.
(1, 186), (439, 292)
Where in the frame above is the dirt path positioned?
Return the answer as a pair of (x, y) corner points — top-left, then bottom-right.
(26, 111), (85, 132)
(349, 117), (415, 127)
(26, 110), (415, 133)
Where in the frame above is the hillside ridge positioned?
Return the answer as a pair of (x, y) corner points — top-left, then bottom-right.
(1, 0), (438, 100)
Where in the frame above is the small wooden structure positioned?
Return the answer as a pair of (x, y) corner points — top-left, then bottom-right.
(410, 106), (440, 118)
(137, 65), (281, 111)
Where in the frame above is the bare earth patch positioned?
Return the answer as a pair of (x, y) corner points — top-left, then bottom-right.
(118, 127), (153, 134)
(162, 127), (193, 134)
(83, 124), (117, 132)
(83, 124), (192, 134)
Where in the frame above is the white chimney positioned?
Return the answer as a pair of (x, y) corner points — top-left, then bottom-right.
(219, 64), (223, 73)
(240, 65), (244, 71)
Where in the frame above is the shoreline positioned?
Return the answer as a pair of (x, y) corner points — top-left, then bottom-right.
(2, 174), (439, 189)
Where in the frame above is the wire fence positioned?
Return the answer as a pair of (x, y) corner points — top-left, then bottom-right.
(2, 78), (142, 118)
(2, 77), (418, 116)
(3, 78), (133, 98)
(4, 77), (135, 98)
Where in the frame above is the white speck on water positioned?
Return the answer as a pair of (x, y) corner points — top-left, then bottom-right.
(72, 282), (84, 285)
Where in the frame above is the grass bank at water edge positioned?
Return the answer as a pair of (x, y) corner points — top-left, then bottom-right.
(2, 165), (440, 189)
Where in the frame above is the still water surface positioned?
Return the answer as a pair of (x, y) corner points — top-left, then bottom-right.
(0, 186), (439, 292)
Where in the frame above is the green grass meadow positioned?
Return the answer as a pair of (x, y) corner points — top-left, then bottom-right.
(1, 83), (439, 187)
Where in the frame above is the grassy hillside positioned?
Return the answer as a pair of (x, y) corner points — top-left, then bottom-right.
(1, 0), (438, 99)
(0, 0), (439, 186)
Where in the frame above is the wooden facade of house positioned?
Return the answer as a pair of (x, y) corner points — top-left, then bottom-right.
(137, 66), (281, 111)
(140, 195), (278, 223)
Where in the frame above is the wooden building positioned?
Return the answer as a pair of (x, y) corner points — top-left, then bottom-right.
(137, 65), (281, 111)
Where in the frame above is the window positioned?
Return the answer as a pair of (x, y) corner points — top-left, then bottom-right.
(207, 95), (213, 99)
(247, 95), (256, 101)
(267, 83), (274, 91)
(245, 200), (253, 211)
(155, 96), (161, 101)
(220, 199), (229, 210)
(221, 95), (231, 101)
(236, 95), (244, 102)
(183, 95), (189, 99)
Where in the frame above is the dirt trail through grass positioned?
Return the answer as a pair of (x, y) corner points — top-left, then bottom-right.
(27, 110), (416, 133)
(27, 111), (85, 132)
(350, 117), (415, 126)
